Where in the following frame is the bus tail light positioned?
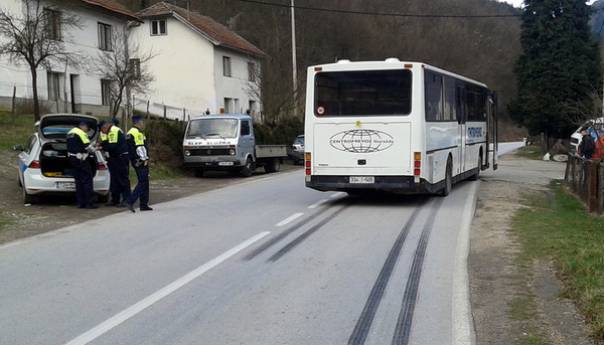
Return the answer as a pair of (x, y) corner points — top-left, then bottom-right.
(414, 152), (421, 176)
(305, 153), (312, 176)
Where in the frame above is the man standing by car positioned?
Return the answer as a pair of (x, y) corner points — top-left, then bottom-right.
(579, 129), (595, 159)
(99, 120), (131, 207)
(127, 116), (152, 212)
(67, 121), (97, 209)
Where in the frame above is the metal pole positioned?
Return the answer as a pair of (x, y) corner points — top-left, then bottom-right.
(291, 0), (298, 117)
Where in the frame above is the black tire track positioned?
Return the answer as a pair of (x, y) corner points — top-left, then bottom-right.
(268, 204), (350, 262)
(243, 204), (336, 260)
(391, 197), (444, 345)
(347, 205), (424, 345)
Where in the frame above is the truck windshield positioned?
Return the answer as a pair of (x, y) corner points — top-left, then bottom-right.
(187, 119), (239, 139)
(314, 70), (412, 116)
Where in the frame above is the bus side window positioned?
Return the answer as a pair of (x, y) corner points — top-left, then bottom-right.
(425, 71), (443, 122)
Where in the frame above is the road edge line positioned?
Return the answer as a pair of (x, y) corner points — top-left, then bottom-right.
(62, 231), (271, 345)
(452, 181), (479, 345)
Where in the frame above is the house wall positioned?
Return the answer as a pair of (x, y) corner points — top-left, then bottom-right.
(129, 17), (216, 118)
(0, 0), (130, 116)
(213, 48), (262, 118)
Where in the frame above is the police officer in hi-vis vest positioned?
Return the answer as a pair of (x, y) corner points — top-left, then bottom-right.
(67, 121), (97, 209)
(127, 116), (152, 212)
(99, 118), (131, 207)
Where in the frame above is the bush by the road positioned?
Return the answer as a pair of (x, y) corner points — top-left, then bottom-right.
(255, 117), (303, 145)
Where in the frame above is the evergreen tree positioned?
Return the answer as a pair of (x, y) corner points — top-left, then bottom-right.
(511, 0), (601, 139)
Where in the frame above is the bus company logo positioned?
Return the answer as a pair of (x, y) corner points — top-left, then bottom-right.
(329, 130), (394, 153)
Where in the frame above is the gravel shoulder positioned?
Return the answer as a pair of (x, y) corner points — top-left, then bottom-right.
(0, 149), (300, 245)
(470, 155), (594, 344)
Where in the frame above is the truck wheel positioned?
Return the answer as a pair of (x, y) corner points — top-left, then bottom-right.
(264, 159), (281, 173)
(240, 157), (255, 177)
(438, 159), (453, 197)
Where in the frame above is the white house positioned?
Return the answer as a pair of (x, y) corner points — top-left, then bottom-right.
(0, 0), (139, 115)
(130, 2), (265, 119)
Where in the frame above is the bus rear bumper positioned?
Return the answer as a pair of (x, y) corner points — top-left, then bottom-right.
(305, 175), (436, 194)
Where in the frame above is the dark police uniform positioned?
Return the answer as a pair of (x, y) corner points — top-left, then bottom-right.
(67, 127), (95, 208)
(101, 125), (131, 205)
(127, 125), (151, 211)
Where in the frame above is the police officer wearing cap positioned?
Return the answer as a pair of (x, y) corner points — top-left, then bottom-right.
(99, 119), (131, 207)
(67, 121), (97, 209)
(127, 116), (152, 212)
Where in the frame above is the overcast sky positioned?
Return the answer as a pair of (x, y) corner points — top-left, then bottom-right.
(498, 0), (597, 7)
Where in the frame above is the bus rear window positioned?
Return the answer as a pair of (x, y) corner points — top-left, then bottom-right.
(314, 70), (412, 116)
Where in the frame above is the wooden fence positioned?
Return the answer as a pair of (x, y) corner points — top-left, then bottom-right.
(565, 155), (604, 213)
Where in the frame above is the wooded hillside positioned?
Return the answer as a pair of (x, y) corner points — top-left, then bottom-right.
(120, 0), (522, 124)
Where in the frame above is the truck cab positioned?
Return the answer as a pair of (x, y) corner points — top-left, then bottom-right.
(183, 114), (286, 177)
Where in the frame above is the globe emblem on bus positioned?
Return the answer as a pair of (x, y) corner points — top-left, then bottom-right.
(329, 130), (394, 153)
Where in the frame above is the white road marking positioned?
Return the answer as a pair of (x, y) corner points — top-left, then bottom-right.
(452, 181), (480, 345)
(330, 192), (346, 199)
(276, 213), (304, 227)
(62, 231), (271, 345)
(308, 199), (328, 209)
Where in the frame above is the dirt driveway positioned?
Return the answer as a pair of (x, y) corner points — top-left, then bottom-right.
(0, 149), (300, 245)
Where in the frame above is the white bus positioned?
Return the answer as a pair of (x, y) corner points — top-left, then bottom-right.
(304, 59), (498, 196)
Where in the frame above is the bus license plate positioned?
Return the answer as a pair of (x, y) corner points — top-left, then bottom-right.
(218, 162), (234, 166)
(350, 176), (375, 184)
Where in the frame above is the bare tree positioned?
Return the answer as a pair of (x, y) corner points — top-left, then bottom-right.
(0, 0), (81, 120)
(96, 31), (154, 117)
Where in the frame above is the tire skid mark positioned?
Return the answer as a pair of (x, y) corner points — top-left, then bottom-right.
(347, 206), (424, 345)
(391, 197), (444, 345)
(244, 205), (335, 260)
(268, 204), (351, 262)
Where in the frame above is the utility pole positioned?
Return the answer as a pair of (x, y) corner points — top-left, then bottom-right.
(291, 0), (298, 117)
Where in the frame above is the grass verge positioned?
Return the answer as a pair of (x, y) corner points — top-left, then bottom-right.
(0, 111), (35, 150)
(515, 145), (543, 160)
(512, 182), (604, 342)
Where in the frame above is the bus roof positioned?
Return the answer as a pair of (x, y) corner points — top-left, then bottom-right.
(309, 60), (488, 89)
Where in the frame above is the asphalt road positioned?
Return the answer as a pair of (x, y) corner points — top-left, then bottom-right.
(0, 142), (524, 345)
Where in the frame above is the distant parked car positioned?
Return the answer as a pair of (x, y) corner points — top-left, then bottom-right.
(288, 135), (305, 164)
(570, 118), (604, 155)
(14, 114), (110, 204)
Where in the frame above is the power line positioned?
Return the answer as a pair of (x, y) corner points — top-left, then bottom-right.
(237, 0), (521, 19)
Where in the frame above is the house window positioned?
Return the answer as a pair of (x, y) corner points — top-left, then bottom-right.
(223, 56), (232, 77)
(248, 62), (256, 82)
(129, 58), (141, 79)
(101, 79), (112, 106)
(98, 22), (112, 51)
(44, 9), (62, 41)
(151, 20), (167, 36)
(224, 98), (233, 113)
(248, 100), (257, 114)
(47, 71), (63, 101)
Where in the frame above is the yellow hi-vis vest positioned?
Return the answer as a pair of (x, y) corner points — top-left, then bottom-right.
(107, 125), (122, 144)
(127, 127), (146, 146)
(68, 127), (90, 144)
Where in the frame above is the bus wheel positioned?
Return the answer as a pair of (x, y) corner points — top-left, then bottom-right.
(439, 159), (452, 197)
(469, 154), (481, 181)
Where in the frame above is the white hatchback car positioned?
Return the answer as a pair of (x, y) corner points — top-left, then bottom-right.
(14, 114), (110, 204)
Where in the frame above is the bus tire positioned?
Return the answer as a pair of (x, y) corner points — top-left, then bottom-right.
(240, 157), (255, 177)
(469, 154), (481, 181)
(439, 159), (452, 197)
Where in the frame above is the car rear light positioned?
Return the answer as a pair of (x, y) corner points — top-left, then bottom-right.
(29, 160), (40, 169)
(97, 162), (108, 170)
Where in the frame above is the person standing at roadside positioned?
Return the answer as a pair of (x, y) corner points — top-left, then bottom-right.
(99, 119), (131, 207)
(127, 116), (152, 212)
(67, 121), (97, 209)
(579, 129), (595, 159)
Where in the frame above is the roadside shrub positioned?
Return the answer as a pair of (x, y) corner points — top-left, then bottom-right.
(145, 118), (185, 170)
(255, 117), (303, 145)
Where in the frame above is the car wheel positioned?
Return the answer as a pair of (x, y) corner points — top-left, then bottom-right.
(439, 159), (453, 197)
(22, 185), (36, 204)
(240, 157), (255, 177)
(194, 168), (205, 178)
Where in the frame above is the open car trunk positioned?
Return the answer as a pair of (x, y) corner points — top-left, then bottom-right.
(40, 142), (73, 178)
